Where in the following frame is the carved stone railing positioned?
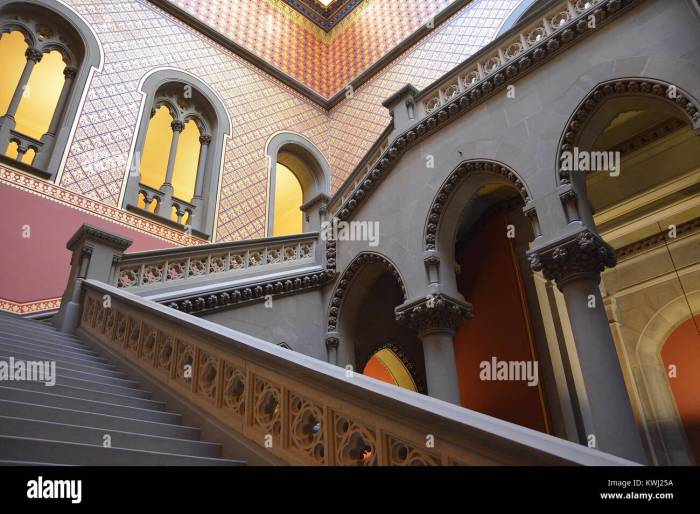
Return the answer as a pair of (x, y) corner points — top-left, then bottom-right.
(326, 0), (640, 221)
(133, 182), (196, 227)
(8, 130), (44, 167)
(78, 279), (636, 466)
(416, 0), (605, 117)
(114, 232), (318, 289)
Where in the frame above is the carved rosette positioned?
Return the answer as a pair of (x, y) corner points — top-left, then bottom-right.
(527, 229), (616, 288)
(395, 293), (473, 336)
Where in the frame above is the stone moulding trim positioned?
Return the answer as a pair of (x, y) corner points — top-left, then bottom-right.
(424, 159), (531, 251)
(616, 216), (700, 261)
(330, 0), (642, 226)
(0, 164), (208, 247)
(557, 78), (700, 183)
(326, 252), (406, 333)
(527, 228), (616, 288)
(166, 269), (335, 316)
(0, 297), (61, 315)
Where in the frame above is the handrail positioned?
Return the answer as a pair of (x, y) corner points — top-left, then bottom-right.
(78, 279), (638, 466)
(115, 232), (319, 289)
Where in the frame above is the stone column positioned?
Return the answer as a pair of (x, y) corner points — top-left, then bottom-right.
(160, 119), (185, 202)
(396, 293), (472, 404)
(325, 333), (339, 365)
(0, 47), (43, 153)
(35, 66), (77, 169)
(53, 224), (132, 334)
(189, 133), (211, 231)
(528, 228), (647, 463)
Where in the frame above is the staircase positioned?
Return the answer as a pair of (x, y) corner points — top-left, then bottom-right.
(0, 311), (244, 466)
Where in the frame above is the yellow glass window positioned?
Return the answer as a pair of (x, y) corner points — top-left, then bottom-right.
(139, 105), (173, 190)
(171, 119), (201, 201)
(272, 163), (303, 236)
(14, 49), (65, 139)
(0, 31), (28, 116)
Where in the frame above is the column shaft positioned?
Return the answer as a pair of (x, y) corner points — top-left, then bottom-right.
(420, 330), (461, 404)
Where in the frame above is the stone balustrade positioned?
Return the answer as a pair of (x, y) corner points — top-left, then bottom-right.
(78, 279), (637, 466)
(114, 233), (318, 289)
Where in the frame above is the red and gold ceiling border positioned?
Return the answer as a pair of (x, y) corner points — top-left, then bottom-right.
(0, 163), (208, 247)
(281, 0), (365, 32)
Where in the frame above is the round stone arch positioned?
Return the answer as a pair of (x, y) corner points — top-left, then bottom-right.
(631, 290), (700, 466)
(424, 159), (533, 262)
(120, 67), (232, 239)
(325, 251), (411, 370)
(556, 77), (700, 186)
(0, 0), (104, 181)
(265, 131), (331, 235)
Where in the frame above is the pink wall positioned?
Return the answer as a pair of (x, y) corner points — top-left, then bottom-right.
(0, 184), (176, 303)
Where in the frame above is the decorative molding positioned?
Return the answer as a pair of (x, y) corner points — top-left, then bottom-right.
(424, 160), (530, 251)
(281, 0), (364, 32)
(326, 252), (405, 333)
(527, 229), (616, 288)
(558, 79), (700, 183)
(0, 164), (208, 246)
(616, 216), (700, 261)
(167, 269), (335, 316)
(395, 293), (473, 336)
(67, 224), (133, 252)
(0, 296), (61, 315)
(330, 0), (642, 225)
(610, 118), (686, 157)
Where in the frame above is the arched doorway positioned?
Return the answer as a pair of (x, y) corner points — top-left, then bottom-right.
(328, 253), (426, 393)
(661, 315), (700, 464)
(452, 183), (549, 433)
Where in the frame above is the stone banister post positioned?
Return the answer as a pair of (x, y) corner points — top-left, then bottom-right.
(382, 84), (419, 140)
(527, 228), (647, 463)
(53, 224), (132, 334)
(396, 293), (472, 405)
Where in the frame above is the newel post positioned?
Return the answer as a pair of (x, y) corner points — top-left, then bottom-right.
(53, 224), (132, 334)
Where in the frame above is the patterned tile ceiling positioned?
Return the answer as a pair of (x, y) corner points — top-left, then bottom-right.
(281, 0), (364, 31)
(166, 0), (455, 98)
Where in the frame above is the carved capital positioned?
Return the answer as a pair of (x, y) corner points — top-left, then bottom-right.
(171, 120), (185, 133)
(63, 66), (78, 80)
(325, 335), (339, 349)
(199, 134), (212, 145)
(395, 293), (473, 336)
(25, 47), (43, 63)
(528, 229), (616, 289)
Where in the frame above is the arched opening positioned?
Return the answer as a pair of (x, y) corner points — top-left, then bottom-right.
(452, 182), (549, 433)
(661, 315), (700, 464)
(331, 254), (426, 393)
(123, 69), (231, 239)
(0, 0), (102, 180)
(266, 132), (330, 236)
(555, 78), (700, 464)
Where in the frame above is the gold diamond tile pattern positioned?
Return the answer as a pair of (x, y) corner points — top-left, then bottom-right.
(169, 0), (453, 98)
(57, 0), (519, 241)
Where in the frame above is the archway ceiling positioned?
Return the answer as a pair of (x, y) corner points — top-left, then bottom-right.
(161, 0), (483, 99)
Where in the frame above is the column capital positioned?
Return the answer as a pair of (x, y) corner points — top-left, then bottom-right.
(63, 66), (78, 80)
(199, 134), (212, 145)
(395, 293), (473, 337)
(325, 333), (339, 349)
(25, 47), (43, 63)
(527, 228), (616, 289)
(171, 120), (185, 133)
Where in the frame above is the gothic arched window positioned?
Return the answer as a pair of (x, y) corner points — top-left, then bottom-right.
(122, 69), (231, 240)
(265, 132), (331, 237)
(0, 0), (102, 180)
